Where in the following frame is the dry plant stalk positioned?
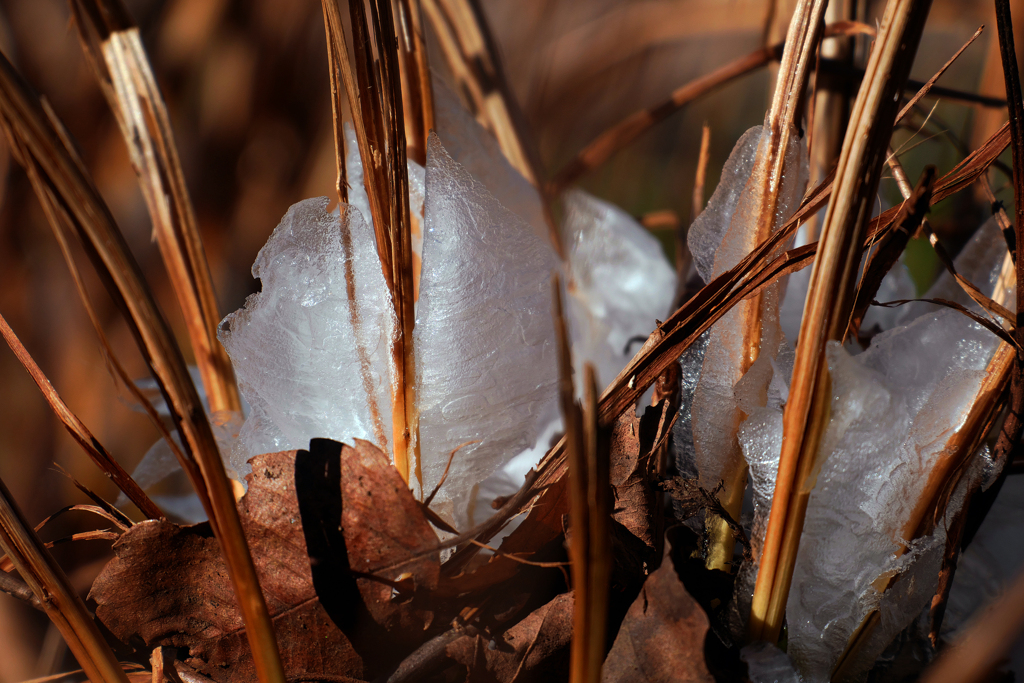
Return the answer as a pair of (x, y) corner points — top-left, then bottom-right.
(555, 279), (610, 683)
(549, 21), (875, 195)
(70, 0), (241, 415)
(0, 476), (130, 683)
(702, 0), (826, 573)
(396, 0), (435, 166)
(806, 0), (855, 242)
(321, 2), (349, 206)
(319, 0), (394, 461)
(323, 0), (419, 487)
(748, 0), (932, 644)
(0, 49), (286, 683)
(992, 0), (1024, 476)
(420, 0), (563, 258)
(919, 563), (1024, 683)
(672, 122), (711, 308)
(0, 312), (162, 520)
(423, 0), (534, 182)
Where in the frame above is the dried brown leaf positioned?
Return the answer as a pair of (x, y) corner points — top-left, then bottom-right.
(601, 551), (712, 683)
(91, 451), (363, 682)
(609, 404), (665, 556)
(91, 439), (442, 681)
(446, 591), (574, 682)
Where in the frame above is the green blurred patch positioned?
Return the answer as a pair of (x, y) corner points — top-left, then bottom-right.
(903, 236), (940, 296)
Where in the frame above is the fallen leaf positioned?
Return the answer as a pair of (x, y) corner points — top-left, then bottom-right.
(91, 448), (363, 681)
(609, 402), (667, 556)
(446, 591), (574, 682)
(601, 548), (712, 683)
(91, 438), (441, 681)
(296, 438), (441, 657)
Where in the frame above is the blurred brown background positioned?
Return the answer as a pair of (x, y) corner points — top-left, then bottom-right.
(0, 0), (1012, 678)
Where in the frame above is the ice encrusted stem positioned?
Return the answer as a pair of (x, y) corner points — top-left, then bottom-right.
(828, 155), (1015, 679)
(700, 0), (824, 572)
(748, 0), (932, 645)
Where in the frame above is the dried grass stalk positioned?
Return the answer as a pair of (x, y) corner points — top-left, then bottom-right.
(555, 275), (609, 683)
(748, 0), (933, 644)
(70, 0), (241, 415)
(0, 312), (162, 520)
(0, 50), (286, 683)
(550, 20), (874, 194)
(702, 0), (827, 573)
(324, 0), (419, 486)
(0, 475), (130, 683)
(422, 0), (563, 257)
(396, 0), (434, 166)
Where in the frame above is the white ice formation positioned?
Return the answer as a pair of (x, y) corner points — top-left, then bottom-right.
(218, 197), (398, 465)
(675, 121), (1011, 679)
(680, 123), (807, 547)
(563, 188), (676, 391)
(731, 217), (1010, 680)
(211, 88), (676, 527)
(784, 311), (997, 680)
(414, 135), (560, 519)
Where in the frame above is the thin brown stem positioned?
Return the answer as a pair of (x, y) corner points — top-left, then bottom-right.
(0, 311), (162, 520)
(748, 0), (932, 644)
(70, 0), (241, 415)
(0, 49), (285, 683)
(0, 474), (129, 683)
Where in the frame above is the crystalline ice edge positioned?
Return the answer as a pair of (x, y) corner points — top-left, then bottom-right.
(344, 122), (426, 237)
(416, 134), (560, 523)
(468, 188), (677, 526)
(432, 77), (547, 243)
(218, 197), (396, 465)
(687, 126), (764, 283)
(563, 188), (676, 391)
(683, 123), (808, 514)
(784, 308), (1000, 681)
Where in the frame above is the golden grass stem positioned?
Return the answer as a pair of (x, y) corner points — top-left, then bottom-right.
(396, 0), (434, 166)
(582, 364), (610, 682)
(919, 564), (1024, 683)
(319, 2), (391, 455)
(70, 0), (241, 416)
(806, 0), (855, 242)
(992, 0), (1024, 476)
(549, 21), (873, 195)
(321, 7), (348, 206)
(673, 123), (711, 309)
(422, 0), (564, 259)
(324, 0), (419, 487)
(556, 275), (609, 683)
(555, 275), (588, 683)
(701, 0), (827, 574)
(0, 50), (286, 683)
(747, 0), (932, 644)
(431, 0), (534, 183)
(0, 311), (162, 520)
(0, 473), (129, 683)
